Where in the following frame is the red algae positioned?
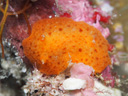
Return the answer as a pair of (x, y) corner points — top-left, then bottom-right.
(22, 17), (111, 75)
(92, 12), (110, 23)
(3, 0), (55, 59)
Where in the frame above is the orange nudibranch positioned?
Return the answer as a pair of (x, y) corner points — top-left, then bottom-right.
(22, 17), (111, 75)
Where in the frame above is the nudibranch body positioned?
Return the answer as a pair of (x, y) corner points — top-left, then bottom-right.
(22, 17), (111, 75)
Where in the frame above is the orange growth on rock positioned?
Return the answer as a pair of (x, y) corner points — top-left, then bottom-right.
(22, 17), (111, 75)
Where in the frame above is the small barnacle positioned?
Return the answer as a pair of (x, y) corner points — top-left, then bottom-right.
(49, 15), (52, 18)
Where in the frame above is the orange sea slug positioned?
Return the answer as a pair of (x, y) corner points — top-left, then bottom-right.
(22, 17), (111, 75)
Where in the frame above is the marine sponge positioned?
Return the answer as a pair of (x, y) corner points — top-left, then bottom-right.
(22, 17), (111, 75)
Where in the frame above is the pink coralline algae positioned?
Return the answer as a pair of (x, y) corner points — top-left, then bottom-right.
(54, 0), (111, 38)
(102, 66), (115, 87)
(93, 15), (110, 38)
(69, 63), (97, 96)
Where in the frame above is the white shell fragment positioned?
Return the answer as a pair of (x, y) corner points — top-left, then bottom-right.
(62, 78), (86, 90)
